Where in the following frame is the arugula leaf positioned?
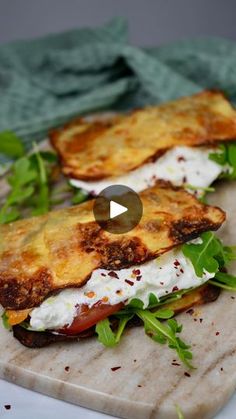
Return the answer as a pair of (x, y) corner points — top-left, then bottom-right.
(0, 157), (37, 223)
(182, 232), (236, 280)
(95, 318), (116, 347)
(0, 131), (25, 158)
(210, 272), (236, 291)
(152, 308), (174, 319)
(71, 188), (89, 205)
(115, 313), (134, 343)
(136, 309), (194, 368)
(185, 184), (215, 193)
(182, 232), (221, 277)
(1, 311), (11, 330)
(31, 149), (49, 215)
(0, 150), (57, 224)
(209, 142), (236, 179)
(175, 404), (185, 419)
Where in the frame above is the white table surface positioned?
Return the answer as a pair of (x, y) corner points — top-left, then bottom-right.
(0, 379), (235, 418)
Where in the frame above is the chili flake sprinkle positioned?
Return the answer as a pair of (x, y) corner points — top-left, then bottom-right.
(4, 405), (11, 410)
(102, 296), (109, 303)
(108, 271), (119, 279)
(174, 259), (180, 267)
(132, 269), (141, 276)
(125, 279), (134, 286)
(85, 291), (96, 298)
(65, 366), (70, 372)
(111, 366), (121, 371)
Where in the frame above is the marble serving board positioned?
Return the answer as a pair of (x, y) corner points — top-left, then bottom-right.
(0, 148), (236, 419)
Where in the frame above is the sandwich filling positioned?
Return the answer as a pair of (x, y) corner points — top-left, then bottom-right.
(69, 146), (226, 195)
(30, 240), (214, 332)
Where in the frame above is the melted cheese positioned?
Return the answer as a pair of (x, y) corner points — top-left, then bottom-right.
(70, 146), (223, 195)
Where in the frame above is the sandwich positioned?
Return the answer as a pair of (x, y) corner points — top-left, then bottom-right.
(1, 181), (234, 366)
(50, 90), (236, 197)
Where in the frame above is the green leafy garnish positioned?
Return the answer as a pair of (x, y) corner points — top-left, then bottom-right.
(209, 142), (236, 179)
(185, 184), (215, 193)
(96, 300), (192, 368)
(136, 310), (194, 368)
(1, 312), (11, 330)
(71, 188), (89, 205)
(115, 313), (134, 343)
(182, 232), (221, 277)
(0, 150), (57, 223)
(0, 131), (25, 158)
(31, 146), (49, 216)
(210, 272), (236, 291)
(175, 404), (185, 419)
(95, 318), (116, 347)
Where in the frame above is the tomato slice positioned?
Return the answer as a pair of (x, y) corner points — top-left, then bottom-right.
(58, 301), (124, 335)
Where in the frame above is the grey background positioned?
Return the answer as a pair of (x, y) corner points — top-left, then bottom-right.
(0, 0), (236, 46)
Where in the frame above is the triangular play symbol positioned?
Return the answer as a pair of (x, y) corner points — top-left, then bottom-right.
(110, 201), (128, 219)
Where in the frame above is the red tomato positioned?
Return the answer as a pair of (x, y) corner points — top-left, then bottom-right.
(58, 301), (124, 335)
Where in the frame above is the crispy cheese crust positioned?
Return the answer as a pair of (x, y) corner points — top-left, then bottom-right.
(50, 91), (236, 180)
(0, 181), (225, 310)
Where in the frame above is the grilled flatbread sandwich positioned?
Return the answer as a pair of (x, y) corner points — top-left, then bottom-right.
(1, 181), (232, 366)
(50, 90), (236, 196)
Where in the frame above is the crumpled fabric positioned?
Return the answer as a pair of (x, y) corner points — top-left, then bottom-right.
(1, 17), (236, 162)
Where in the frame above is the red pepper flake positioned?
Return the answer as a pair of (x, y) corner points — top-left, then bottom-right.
(172, 286), (179, 292)
(180, 268), (184, 274)
(85, 291), (96, 298)
(177, 156), (186, 162)
(136, 275), (142, 281)
(220, 367), (224, 371)
(116, 289), (122, 295)
(102, 296), (109, 303)
(111, 366), (121, 372)
(108, 271), (119, 279)
(160, 281), (164, 285)
(101, 273), (106, 277)
(133, 359), (137, 363)
(132, 269), (141, 276)
(174, 260), (180, 267)
(176, 273), (180, 277)
(231, 296), (235, 299)
(194, 318), (197, 322)
(125, 279), (134, 286)
(182, 176), (187, 183)
(186, 308), (194, 315)
(137, 384), (142, 388)
(184, 372), (191, 377)
(199, 318), (203, 323)
(4, 405), (11, 410)
(172, 362), (180, 366)
(216, 331), (220, 336)
(65, 366), (70, 372)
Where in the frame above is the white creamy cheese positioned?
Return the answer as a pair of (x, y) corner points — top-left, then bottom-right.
(69, 146), (223, 195)
(30, 246), (215, 331)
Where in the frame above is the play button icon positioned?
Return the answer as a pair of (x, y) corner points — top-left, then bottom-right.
(110, 201), (128, 219)
(93, 185), (143, 234)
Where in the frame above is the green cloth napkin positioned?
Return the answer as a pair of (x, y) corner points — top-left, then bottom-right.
(1, 16), (236, 161)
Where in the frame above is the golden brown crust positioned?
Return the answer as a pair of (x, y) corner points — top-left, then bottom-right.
(0, 181), (225, 310)
(50, 90), (236, 180)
